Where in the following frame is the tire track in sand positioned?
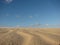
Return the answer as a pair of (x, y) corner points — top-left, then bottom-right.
(16, 31), (33, 45)
(21, 30), (59, 45)
(32, 32), (59, 45)
(16, 30), (52, 45)
(35, 31), (60, 42)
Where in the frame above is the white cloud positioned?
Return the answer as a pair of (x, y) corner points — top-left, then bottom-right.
(29, 16), (32, 18)
(30, 23), (41, 27)
(46, 24), (48, 26)
(16, 15), (20, 18)
(5, 0), (13, 3)
(16, 25), (20, 27)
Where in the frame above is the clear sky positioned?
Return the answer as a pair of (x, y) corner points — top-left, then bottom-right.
(0, 0), (60, 28)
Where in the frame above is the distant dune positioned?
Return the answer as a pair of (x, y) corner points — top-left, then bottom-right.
(0, 28), (60, 45)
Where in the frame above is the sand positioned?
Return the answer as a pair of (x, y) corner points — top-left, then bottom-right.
(0, 28), (60, 45)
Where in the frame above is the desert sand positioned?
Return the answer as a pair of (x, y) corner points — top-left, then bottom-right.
(0, 28), (60, 45)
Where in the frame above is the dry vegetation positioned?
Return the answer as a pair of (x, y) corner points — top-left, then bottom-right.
(0, 28), (60, 45)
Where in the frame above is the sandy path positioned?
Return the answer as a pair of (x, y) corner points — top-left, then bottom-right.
(17, 30), (52, 45)
(22, 30), (59, 45)
(16, 31), (33, 45)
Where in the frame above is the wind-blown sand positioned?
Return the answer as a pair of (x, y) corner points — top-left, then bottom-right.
(0, 28), (60, 45)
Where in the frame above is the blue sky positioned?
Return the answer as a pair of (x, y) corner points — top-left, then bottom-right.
(0, 0), (60, 28)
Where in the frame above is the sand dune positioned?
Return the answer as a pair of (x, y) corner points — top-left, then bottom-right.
(0, 28), (60, 45)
